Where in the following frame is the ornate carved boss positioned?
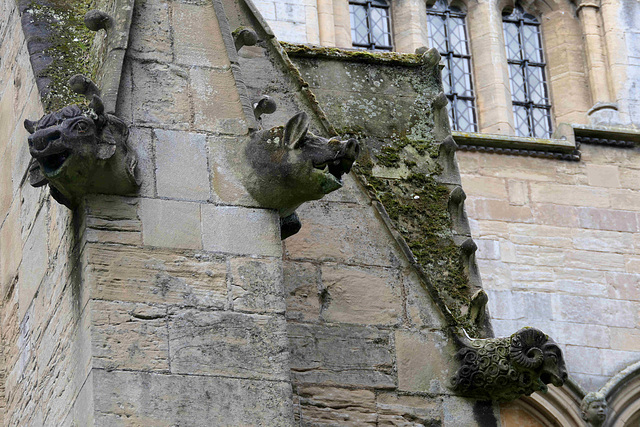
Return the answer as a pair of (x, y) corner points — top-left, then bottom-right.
(243, 112), (360, 238)
(451, 327), (568, 401)
(24, 95), (137, 208)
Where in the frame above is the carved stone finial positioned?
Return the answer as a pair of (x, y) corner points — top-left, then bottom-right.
(448, 186), (470, 235)
(468, 289), (488, 325)
(68, 74), (101, 100)
(581, 392), (608, 427)
(242, 112), (360, 238)
(254, 95), (277, 121)
(432, 91), (449, 110)
(84, 10), (113, 32)
(420, 47), (441, 68)
(451, 327), (568, 401)
(234, 27), (259, 51)
(23, 96), (137, 208)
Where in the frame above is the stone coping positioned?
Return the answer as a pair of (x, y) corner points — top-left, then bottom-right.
(281, 42), (430, 67)
(453, 131), (581, 161)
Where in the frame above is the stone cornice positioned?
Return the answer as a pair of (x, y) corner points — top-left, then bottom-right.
(453, 131), (581, 161)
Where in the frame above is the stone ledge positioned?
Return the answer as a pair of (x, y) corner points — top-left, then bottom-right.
(281, 42), (434, 67)
(453, 131), (581, 161)
(573, 124), (640, 148)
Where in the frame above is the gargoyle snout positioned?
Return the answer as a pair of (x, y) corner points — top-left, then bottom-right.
(343, 138), (360, 161)
(29, 128), (62, 153)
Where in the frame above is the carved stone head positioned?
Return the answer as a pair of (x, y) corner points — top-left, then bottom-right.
(581, 392), (608, 427)
(451, 327), (568, 401)
(24, 95), (137, 208)
(243, 112), (360, 218)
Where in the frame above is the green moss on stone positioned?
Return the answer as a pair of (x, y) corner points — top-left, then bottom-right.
(281, 42), (425, 66)
(27, 0), (97, 112)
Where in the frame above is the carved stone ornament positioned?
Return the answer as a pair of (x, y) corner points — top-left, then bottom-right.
(24, 95), (137, 208)
(451, 327), (568, 402)
(242, 112), (359, 237)
(581, 392), (608, 427)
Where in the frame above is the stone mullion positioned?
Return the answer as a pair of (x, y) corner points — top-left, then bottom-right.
(391, 0), (429, 53)
(317, 0), (337, 46)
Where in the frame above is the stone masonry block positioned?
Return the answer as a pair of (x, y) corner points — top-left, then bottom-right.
(84, 244), (227, 307)
(573, 229), (635, 253)
(230, 257), (286, 313)
(253, 0), (277, 20)
(376, 392), (442, 426)
(530, 183), (610, 208)
(470, 199), (533, 222)
(578, 207), (640, 232)
(404, 270), (446, 329)
(532, 203), (580, 227)
(284, 201), (397, 267)
(550, 321), (610, 349)
(131, 61), (191, 129)
(600, 349), (640, 377)
(460, 175), (507, 199)
(283, 261), (321, 321)
(129, 0), (172, 61)
(201, 205), (281, 257)
(17, 212), (48, 322)
(475, 239), (500, 260)
(155, 130), (210, 201)
(610, 327), (640, 351)
(92, 370), (293, 426)
(297, 386), (377, 426)
(172, 2), (231, 68)
(395, 330), (456, 394)
(565, 345), (602, 375)
(288, 323), (395, 388)
(586, 164), (621, 188)
(275, 2), (306, 22)
(189, 67), (247, 135)
(606, 272), (640, 301)
(565, 250), (624, 271)
(553, 294), (637, 328)
(140, 198), (202, 250)
(508, 223), (574, 249)
(208, 135), (256, 206)
(91, 300), (169, 372)
(610, 189), (640, 211)
(0, 201), (21, 297)
(168, 309), (289, 381)
(320, 265), (403, 326)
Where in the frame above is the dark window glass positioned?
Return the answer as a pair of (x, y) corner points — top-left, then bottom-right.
(427, 0), (477, 132)
(349, 0), (392, 50)
(502, 5), (552, 138)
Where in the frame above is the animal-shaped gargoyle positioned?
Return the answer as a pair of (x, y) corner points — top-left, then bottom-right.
(243, 112), (359, 238)
(24, 95), (137, 208)
(451, 327), (568, 401)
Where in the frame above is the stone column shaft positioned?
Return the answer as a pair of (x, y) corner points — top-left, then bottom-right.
(317, 0), (337, 46)
(578, 3), (612, 104)
(333, 0), (352, 48)
(467, 0), (515, 134)
(392, 0), (429, 53)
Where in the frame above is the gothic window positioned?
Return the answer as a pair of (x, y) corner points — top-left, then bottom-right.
(503, 5), (553, 138)
(426, 0), (477, 132)
(349, 0), (393, 50)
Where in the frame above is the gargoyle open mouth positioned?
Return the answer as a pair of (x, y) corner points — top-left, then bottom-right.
(39, 149), (72, 175)
(313, 160), (348, 184)
(540, 371), (565, 387)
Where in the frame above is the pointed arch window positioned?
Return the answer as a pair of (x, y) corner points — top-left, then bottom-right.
(349, 0), (393, 50)
(426, 0), (477, 132)
(503, 5), (552, 138)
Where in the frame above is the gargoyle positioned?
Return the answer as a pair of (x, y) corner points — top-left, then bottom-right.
(24, 95), (137, 208)
(243, 112), (359, 238)
(451, 327), (568, 401)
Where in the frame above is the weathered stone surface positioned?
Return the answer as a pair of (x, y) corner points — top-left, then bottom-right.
(230, 257), (286, 313)
(85, 244), (227, 307)
(131, 61), (191, 129)
(578, 207), (640, 232)
(404, 270), (446, 329)
(284, 201), (397, 267)
(0, 201), (21, 297)
(84, 196), (142, 246)
(168, 309), (289, 381)
(376, 392), (443, 426)
(201, 205), (281, 257)
(139, 198), (202, 250)
(553, 294), (637, 327)
(320, 265), (403, 325)
(128, 0), (172, 62)
(172, 2), (231, 68)
(91, 300), (169, 372)
(297, 386), (377, 426)
(92, 370), (294, 426)
(283, 261), (321, 321)
(288, 323), (395, 388)
(155, 130), (210, 201)
(18, 212), (48, 321)
(586, 164), (621, 188)
(395, 330), (454, 394)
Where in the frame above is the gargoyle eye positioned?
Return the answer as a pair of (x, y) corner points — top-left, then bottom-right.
(74, 120), (90, 133)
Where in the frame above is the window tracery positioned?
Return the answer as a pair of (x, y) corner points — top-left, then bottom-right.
(349, 0), (393, 50)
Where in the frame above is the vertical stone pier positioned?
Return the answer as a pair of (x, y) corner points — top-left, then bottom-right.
(77, 0), (294, 424)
